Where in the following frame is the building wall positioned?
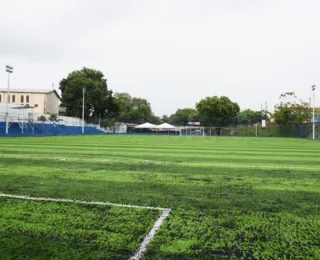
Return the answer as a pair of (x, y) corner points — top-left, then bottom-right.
(0, 91), (46, 114)
(45, 92), (60, 114)
(29, 93), (46, 114)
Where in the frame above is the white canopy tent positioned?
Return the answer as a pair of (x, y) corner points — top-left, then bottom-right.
(133, 122), (181, 135)
(155, 123), (176, 129)
(134, 122), (156, 129)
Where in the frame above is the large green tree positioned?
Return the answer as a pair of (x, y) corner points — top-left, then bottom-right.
(168, 108), (199, 126)
(196, 96), (240, 126)
(113, 92), (132, 120)
(274, 92), (311, 134)
(59, 67), (116, 119)
(161, 115), (170, 123)
(113, 92), (153, 124)
(148, 114), (163, 125)
(237, 109), (265, 125)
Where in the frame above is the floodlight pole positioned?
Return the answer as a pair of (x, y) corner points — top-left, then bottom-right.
(312, 85), (316, 140)
(265, 102), (269, 136)
(82, 88), (86, 134)
(22, 107), (24, 134)
(5, 65), (13, 135)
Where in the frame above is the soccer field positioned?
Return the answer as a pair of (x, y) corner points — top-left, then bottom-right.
(0, 135), (320, 259)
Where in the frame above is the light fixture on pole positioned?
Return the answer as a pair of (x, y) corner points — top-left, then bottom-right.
(5, 65), (13, 135)
(312, 85), (316, 140)
(82, 88), (86, 134)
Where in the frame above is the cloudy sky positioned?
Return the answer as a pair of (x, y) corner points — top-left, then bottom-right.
(1, 0), (319, 116)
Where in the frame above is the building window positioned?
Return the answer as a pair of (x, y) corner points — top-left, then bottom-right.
(21, 95), (24, 103)
(0, 94), (1, 102)
(26, 95), (30, 103)
(12, 95), (15, 103)
(8, 95), (10, 102)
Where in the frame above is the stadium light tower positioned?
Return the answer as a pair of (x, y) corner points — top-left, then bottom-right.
(82, 88), (86, 134)
(5, 65), (13, 135)
(312, 85), (316, 140)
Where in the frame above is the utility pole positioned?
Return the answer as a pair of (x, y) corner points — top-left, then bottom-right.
(265, 102), (269, 136)
(312, 85), (316, 140)
(82, 88), (86, 134)
(265, 102), (268, 120)
(261, 103), (263, 124)
(309, 97), (312, 110)
(5, 65), (13, 135)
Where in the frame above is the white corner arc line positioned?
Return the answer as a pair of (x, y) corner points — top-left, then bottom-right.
(0, 193), (171, 260)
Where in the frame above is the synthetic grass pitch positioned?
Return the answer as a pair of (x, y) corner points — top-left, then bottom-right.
(0, 196), (162, 259)
(0, 135), (320, 259)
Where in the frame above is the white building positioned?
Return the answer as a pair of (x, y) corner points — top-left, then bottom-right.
(0, 89), (60, 115)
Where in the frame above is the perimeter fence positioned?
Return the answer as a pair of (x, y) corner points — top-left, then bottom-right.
(203, 123), (320, 139)
(1, 111), (319, 139)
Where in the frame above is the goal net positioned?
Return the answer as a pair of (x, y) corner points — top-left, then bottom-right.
(178, 126), (205, 136)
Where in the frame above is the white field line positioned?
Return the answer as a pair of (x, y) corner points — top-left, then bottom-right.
(130, 208), (171, 260)
(0, 193), (171, 260)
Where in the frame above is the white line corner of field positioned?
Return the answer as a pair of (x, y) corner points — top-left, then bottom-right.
(0, 193), (171, 260)
(130, 208), (171, 260)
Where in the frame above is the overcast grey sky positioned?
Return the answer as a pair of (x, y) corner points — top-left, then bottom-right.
(1, 0), (319, 115)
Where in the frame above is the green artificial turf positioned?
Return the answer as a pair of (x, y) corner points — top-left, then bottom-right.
(0, 197), (160, 260)
(0, 135), (320, 259)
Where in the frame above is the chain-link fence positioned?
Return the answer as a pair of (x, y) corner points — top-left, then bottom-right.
(202, 123), (320, 139)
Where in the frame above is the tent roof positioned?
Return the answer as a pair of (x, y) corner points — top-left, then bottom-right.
(156, 123), (176, 129)
(135, 122), (156, 128)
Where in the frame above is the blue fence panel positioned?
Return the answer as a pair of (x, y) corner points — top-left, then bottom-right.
(0, 122), (105, 137)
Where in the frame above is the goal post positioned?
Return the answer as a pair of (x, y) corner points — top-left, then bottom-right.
(202, 127), (237, 136)
(178, 126), (205, 136)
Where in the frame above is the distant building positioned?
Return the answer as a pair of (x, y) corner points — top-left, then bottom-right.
(115, 122), (138, 133)
(237, 109), (252, 118)
(292, 106), (320, 123)
(59, 107), (67, 116)
(0, 89), (60, 114)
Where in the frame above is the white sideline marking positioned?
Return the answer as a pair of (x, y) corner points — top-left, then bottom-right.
(0, 193), (171, 260)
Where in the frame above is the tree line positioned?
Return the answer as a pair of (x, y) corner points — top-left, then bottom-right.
(59, 67), (313, 129)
